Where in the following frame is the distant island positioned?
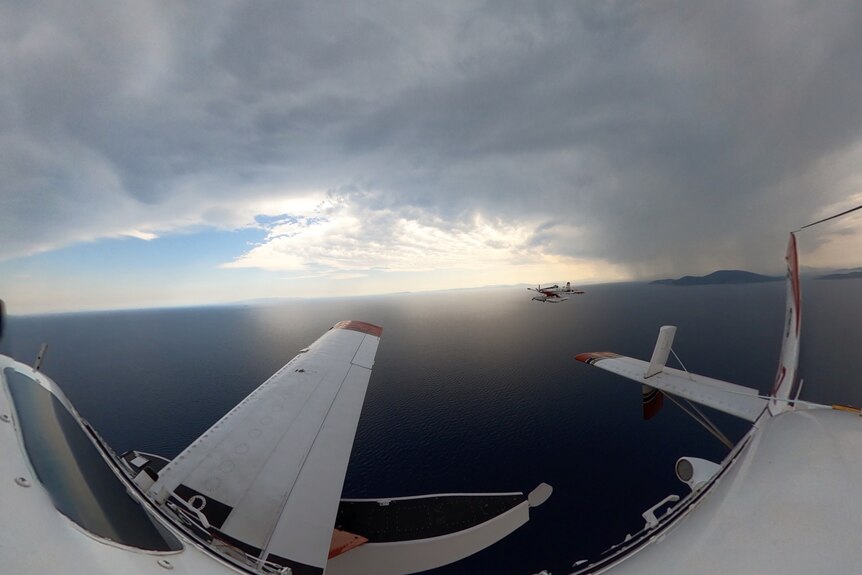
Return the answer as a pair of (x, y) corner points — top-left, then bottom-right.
(651, 270), (783, 286)
(817, 270), (862, 280)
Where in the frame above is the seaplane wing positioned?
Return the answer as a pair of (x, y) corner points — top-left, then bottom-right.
(148, 320), (382, 574)
(576, 327), (768, 423)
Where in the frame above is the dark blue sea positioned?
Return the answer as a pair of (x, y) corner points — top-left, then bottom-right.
(2, 279), (862, 574)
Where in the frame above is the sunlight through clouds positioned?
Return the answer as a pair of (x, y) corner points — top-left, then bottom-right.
(797, 192), (862, 272)
(221, 197), (543, 275)
(121, 230), (159, 241)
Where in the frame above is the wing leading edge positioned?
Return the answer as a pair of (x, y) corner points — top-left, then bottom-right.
(149, 320), (382, 574)
(769, 232), (802, 415)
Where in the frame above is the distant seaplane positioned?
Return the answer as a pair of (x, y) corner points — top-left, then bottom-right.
(0, 315), (551, 574)
(528, 282), (585, 303)
(562, 205), (862, 574)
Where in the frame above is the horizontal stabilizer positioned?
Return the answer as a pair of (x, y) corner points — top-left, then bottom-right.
(576, 352), (767, 422)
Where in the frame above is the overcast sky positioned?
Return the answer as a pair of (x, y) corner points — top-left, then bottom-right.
(3, 1), (862, 313)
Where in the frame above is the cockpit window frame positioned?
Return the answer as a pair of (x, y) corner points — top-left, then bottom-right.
(3, 367), (183, 553)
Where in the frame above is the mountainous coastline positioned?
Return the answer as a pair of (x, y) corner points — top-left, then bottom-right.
(817, 270), (862, 280)
(650, 270), (783, 286)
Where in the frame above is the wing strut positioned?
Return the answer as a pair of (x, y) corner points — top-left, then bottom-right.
(643, 327), (733, 447)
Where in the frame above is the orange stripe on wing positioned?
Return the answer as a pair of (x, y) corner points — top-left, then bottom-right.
(575, 351), (621, 365)
(333, 320), (383, 337)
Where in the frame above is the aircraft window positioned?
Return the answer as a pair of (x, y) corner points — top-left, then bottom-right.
(4, 368), (182, 551)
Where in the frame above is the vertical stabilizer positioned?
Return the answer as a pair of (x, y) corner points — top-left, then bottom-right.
(644, 326), (676, 378)
(642, 326), (675, 420)
(769, 233), (801, 415)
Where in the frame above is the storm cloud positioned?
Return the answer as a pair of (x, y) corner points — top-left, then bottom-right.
(3, 0), (862, 280)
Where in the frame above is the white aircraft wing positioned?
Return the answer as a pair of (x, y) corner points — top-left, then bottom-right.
(575, 351), (768, 422)
(148, 320), (382, 574)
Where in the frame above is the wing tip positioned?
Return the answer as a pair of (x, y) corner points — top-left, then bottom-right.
(575, 351), (620, 364)
(333, 320), (383, 337)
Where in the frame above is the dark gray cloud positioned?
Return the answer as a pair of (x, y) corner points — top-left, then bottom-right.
(3, 0), (862, 277)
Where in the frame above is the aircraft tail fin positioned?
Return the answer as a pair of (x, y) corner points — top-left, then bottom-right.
(769, 233), (802, 415)
(641, 326), (675, 419)
(645, 326), (676, 378)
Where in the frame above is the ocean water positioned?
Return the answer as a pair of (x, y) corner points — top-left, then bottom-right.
(2, 278), (862, 574)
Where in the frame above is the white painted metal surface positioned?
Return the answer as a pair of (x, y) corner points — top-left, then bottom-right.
(150, 323), (381, 570)
(587, 407), (862, 575)
(326, 500), (532, 575)
(576, 352), (768, 422)
(0, 355), (232, 575)
(674, 457), (721, 492)
(644, 326), (676, 378)
(769, 233), (802, 415)
(528, 482), (553, 507)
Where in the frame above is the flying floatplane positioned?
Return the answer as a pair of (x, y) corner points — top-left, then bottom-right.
(0, 314), (551, 575)
(528, 282), (585, 303)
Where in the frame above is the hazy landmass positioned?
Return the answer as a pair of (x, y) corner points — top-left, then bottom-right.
(651, 270), (783, 286)
(817, 270), (862, 280)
